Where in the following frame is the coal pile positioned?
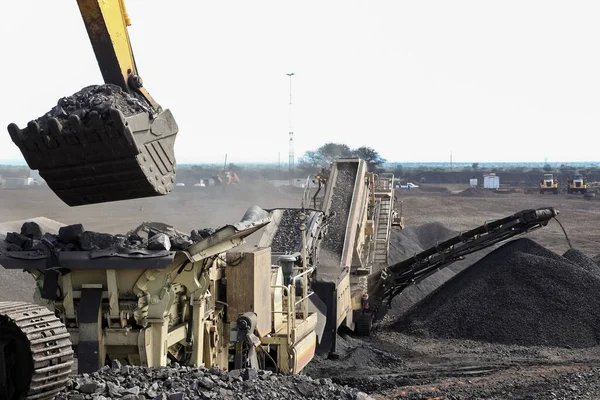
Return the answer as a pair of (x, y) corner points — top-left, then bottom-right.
(270, 209), (303, 253)
(383, 222), (496, 318)
(457, 187), (497, 197)
(2, 221), (216, 254)
(319, 163), (358, 267)
(388, 222), (458, 265)
(35, 84), (152, 133)
(395, 238), (600, 348)
(56, 363), (374, 400)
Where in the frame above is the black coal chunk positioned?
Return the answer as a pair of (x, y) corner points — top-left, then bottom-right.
(6, 243), (22, 251)
(58, 224), (85, 244)
(5, 232), (30, 247)
(125, 234), (146, 249)
(170, 235), (193, 250)
(20, 222), (43, 240)
(148, 233), (171, 251)
(191, 228), (215, 242)
(35, 84), (153, 135)
(42, 233), (58, 245)
(79, 231), (125, 251)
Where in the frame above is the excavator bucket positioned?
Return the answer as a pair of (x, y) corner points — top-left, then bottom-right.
(7, 85), (178, 207)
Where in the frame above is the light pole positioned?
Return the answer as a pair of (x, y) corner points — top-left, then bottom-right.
(287, 73), (295, 187)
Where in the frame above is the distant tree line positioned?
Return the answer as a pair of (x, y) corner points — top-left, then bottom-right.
(297, 143), (386, 173)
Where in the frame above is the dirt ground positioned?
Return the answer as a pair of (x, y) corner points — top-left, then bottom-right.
(2, 184), (600, 399)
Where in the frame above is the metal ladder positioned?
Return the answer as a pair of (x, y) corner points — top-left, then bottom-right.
(373, 173), (395, 265)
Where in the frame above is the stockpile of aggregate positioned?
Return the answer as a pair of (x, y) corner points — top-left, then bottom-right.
(395, 238), (600, 348)
(34, 84), (152, 133)
(56, 362), (374, 400)
(457, 187), (497, 197)
(2, 221), (215, 254)
(318, 163), (358, 268)
(381, 221), (498, 317)
(388, 222), (458, 265)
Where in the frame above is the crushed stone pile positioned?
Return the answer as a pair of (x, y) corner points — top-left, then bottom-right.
(56, 363), (374, 400)
(35, 84), (152, 133)
(388, 222), (458, 265)
(395, 238), (600, 348)
(2, 221), (215, 254)
(383, 222), (496, 318)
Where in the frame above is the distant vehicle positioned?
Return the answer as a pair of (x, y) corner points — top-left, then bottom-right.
(567, 173), (588, 194)
(193, 180), (206, 188)
(397, 182), (419, 189)
(175, 183), (185, 187)
(540, 173), (559, 195)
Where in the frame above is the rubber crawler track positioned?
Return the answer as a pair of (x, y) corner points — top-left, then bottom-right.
(0, 301), (74, 399)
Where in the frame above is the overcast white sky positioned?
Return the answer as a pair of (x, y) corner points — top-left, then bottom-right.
(1, 1), (599, 164)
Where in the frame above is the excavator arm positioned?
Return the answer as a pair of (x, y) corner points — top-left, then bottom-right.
(77, 0), (160, 112)
(7, 0), (178, 207)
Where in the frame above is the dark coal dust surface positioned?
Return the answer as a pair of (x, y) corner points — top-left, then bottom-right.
(394, 238), (600, 348)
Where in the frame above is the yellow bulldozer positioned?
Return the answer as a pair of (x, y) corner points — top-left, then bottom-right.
(567, 173), (588, 194)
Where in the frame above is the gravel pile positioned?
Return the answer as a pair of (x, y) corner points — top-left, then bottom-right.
(395, 238), (600, 348)
(319, 163), (358, 268)
(388, 222), (458, 265)
(56, 363), (374, 400)
(35, 84), (152, 133)
(3, 221), (215, 254)
(457, 187), (497, 197)
(383, 222), (495, 318)
(270, 209), (303, 253)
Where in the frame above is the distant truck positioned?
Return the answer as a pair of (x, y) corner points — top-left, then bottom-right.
(567, 173), (588, 194)
(540, 173), (559, 194)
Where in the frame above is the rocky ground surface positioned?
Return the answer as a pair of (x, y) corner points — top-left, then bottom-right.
(57, 363), (374, 400)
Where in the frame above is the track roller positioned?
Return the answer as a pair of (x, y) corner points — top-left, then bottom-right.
(0, 302), (74, 400)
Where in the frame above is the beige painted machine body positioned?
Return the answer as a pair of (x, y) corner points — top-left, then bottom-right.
(0, 208), (317, 382)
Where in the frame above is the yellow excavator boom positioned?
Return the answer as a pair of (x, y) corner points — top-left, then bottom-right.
(7, 0), (179, 207)
(77, 0), (160, 111)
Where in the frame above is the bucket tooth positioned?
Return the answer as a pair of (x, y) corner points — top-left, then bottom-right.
(7, 107), (178, 206)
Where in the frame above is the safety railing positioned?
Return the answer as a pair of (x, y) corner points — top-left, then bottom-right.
(270, 266), (314, 341)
